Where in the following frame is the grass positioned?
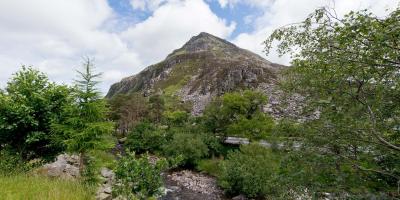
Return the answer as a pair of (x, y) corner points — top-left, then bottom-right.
(90, 150), (117, 170)
(0, 174), (94, 200)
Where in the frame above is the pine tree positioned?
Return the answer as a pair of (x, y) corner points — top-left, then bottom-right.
(53, 58), (114, 173)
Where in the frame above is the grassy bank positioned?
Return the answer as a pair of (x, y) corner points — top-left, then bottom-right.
(0, 174), (94, 200)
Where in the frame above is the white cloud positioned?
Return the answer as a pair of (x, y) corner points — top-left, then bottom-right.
(218, 0), (228, 8)
(0, 0), (397, 94)
(232, 0), (399, 65)
(0, 0), (143, 93)
(130, 0), (169, 11)
(216, 0), (273, 8)
(0, 0), (234, 94)
(121, 0), (236, 65)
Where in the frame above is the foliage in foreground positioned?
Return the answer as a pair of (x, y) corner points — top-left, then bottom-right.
(219, 144), (280, 198)
(0, 148), (33, 175)
(0, 66), (71, 159)
(265, 6), (400, 197)
(113, 152), (167, 200)
(0, 174), (94, 200)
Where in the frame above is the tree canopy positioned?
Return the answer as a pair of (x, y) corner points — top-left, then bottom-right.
(52, 59), (114, 172)
(0, 66), (71, 159)
(265, 7), (400, 197)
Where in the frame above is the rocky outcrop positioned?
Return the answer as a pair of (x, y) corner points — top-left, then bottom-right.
(36, 154), (80, 179)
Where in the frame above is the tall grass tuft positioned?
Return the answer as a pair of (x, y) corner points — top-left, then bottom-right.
(0, 174), (94, 200)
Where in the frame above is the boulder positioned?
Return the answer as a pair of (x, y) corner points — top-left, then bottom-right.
(36, 154), (80, 179)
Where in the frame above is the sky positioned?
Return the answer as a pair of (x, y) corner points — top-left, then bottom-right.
(0, 0), (398, 94)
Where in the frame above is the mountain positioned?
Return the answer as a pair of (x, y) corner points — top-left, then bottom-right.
(106, 32), (299, 117)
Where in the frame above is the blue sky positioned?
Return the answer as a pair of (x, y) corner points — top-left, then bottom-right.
(0, 0), (397, 94)
(107, 0), (263, 38)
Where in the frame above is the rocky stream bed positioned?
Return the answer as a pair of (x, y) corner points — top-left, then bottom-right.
(161, 170), (229, 200)
(38, 154), (236, 200)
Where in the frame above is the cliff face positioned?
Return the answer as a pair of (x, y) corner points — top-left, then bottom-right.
(106, 32), (300, 118)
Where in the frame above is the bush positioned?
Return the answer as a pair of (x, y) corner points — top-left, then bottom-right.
(163, 110), (189, 126)
(126, 122), (166, 153)
(196, 158), (222, 177)
(227, 112), (274, 140)
(198, 131), (223, 157)
(163, 131), (209, 166)
(0, 149), (30, 175)
(0, 67), (71, 159)
(203, 90), (274, 139)
(219, 144), (280, 198)
(113, 152), (167, 199)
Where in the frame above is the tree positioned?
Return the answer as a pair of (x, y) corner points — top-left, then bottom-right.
(125, 121), (165, 153)
(0, 66), (71, 159)
(108, 93), (149, 135)
(203, 90), (273, 140)
(265, 7), (400, 197)
(52, 58), (114, 173)
(148, 94), (165, 123)
(163, 130), (209, 166)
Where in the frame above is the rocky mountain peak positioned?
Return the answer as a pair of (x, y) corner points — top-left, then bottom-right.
(167, 32), (238, 58)
(106, 32), (299, 118)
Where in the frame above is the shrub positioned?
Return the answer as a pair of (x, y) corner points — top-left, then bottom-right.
(227, 112), (274, 140)
(0, 66), (71, 159)
(126, 122), (166, 153)
(163, 131), (209, 166)
(203, 90), (274, 139)
(163, 110), (189, 126)
(219, 144), (280, 198)
(196, 158), (222, 177)
(0, 148), (30, 175)
(198, 131), (223, 157)
(113, 152), (167, 200)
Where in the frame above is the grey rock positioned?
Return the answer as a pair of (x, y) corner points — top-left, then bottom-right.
(232, 194), (247, 200)
(101, 167), (114, 179)
(97, 192), (112, 200)
(103, 186), (112, 194)
(37, 154), (80, 179)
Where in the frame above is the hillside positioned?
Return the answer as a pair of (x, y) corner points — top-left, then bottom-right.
(106, 32), (300, 118)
